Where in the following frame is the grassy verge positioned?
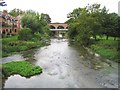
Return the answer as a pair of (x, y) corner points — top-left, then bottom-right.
(2, 36), (47, 57)
(91, 39), (119, 62)
(2, 61), (42, 78)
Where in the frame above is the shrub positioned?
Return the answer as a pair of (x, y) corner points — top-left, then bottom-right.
(18, 28), (33, 41)
(2, 61), (42, 78)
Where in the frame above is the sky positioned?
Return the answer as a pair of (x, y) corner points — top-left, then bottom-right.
(1, 0), (120, 23)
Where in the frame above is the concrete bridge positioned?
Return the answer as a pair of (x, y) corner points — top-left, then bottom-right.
(48, 23), (68, 38)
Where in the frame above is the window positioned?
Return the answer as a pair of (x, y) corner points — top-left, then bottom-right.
(6, 29), (8, 32)
(15, 29), (17, 32)
(10, 29), (12, 33)
(2, 30), (5, 34)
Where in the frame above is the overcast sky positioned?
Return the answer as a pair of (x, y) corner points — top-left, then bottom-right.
(1, 0), (120, 23)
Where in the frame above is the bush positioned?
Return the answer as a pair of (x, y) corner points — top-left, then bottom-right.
(2, 61), (42, 78)
(2, 35), (46, 57)
(18, 28), (33, 41)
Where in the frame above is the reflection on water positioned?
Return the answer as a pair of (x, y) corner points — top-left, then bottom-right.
(1, 39), (118, 88)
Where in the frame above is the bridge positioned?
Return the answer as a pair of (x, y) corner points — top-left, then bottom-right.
(48, 23), (68, 38)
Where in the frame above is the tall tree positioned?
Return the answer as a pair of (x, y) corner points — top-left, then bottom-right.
(21, 10), (50, 36)
(101, 13), (119, 40)
(21, 13), (43, 34)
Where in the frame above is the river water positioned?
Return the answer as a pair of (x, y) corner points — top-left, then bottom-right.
(1, 39), (118, 88)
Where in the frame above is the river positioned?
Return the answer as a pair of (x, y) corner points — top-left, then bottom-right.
(1, 39), (118, 88)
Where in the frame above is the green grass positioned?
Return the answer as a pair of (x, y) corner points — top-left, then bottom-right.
(91, 38), (119, 62)
(96, 35), (119, 40)
(91, 45), (117, 60)
(2, 61), (42, 78)
(2, 36), (18, 41)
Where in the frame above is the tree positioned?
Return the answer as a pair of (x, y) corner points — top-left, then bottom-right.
(67, 8), (83, 19)
(21, 12), (43, 34)
(21, 10), (51, 41)
(86, 4), (104, 40)
(67, 8), (92, 46)
(41, 13), (51, 23)
(9, 8), (24, 16)
(101, 13), (119, 40)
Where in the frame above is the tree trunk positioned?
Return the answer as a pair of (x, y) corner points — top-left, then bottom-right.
(114, 37), (116, 40)
(106, 35), (109, 40)
(94, 35), (97, 41)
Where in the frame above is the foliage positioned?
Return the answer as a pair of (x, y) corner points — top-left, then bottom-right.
(67, 3), (119, 62)
(2, 36), (43, 57)
(2, 61), (42, 78)
(67, 7), (83, 19)
(20, 10), (51, 42)
(101, 13), (119, 39)
(67, 3), (119, 46)
(18, 28), (33, 41)
(2, 9), (51, 57)
(41, 13), (51, 23)
(9, 8), (24, 16)
(21, 10), (50, 35)
(21, 13), (43, 34)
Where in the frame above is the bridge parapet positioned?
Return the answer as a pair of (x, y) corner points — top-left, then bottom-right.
(50, 29), (68, 31)
(48, 23), (68, 30)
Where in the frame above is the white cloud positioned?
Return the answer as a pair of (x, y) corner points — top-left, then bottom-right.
(1, 0), (119, 23)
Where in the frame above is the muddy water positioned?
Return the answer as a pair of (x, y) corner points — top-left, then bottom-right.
(1, 39), (118, 88)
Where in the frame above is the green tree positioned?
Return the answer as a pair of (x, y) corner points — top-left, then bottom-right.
(86, 4), (104, 40)
(101, 13), (119, 40)
(21, 10), (51, 41)
(21, 12), (43, 34)
(41, 13), (51, 23)
(68, 8), (92, 46)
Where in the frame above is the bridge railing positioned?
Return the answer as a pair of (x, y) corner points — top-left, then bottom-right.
(50, 29), (68, 31)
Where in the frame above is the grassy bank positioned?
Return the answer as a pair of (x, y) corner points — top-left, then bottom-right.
(2, 36), (48, 57)
(2, 61), (42, 78)
(91, 38), (119, 62)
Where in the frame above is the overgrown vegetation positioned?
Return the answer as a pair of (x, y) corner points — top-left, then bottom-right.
(66, 3), (119, 62)
(2, 36), (45, 57)
(2, 61), (42, 78)
(18, 28), (33, 41)
(2, 10), (51, 57)
(66, 4), (119, 46)
(91, 38), (119, 62)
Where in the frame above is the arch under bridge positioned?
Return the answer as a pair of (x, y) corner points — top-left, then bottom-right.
(48, 23), (68, 38)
